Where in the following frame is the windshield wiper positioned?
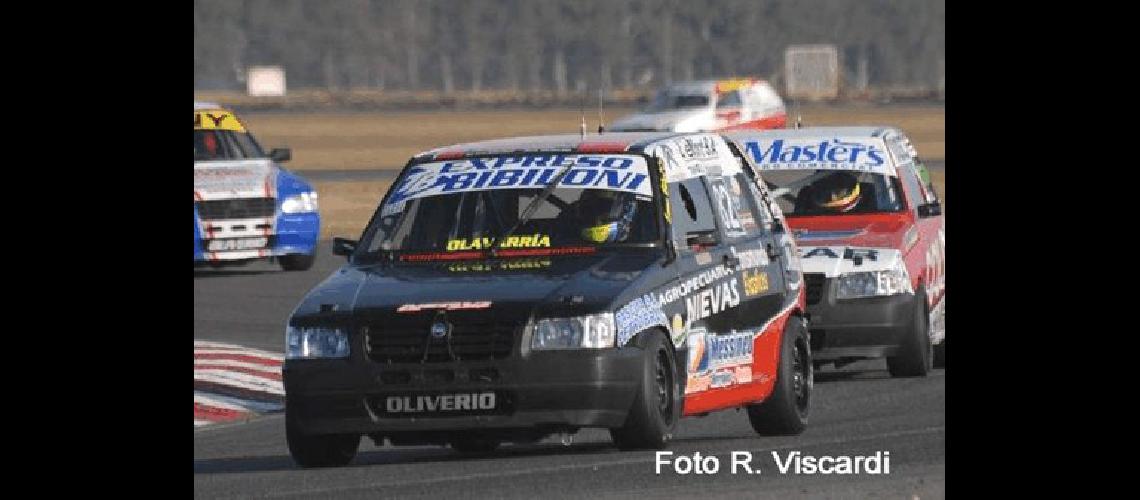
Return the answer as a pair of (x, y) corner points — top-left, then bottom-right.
(487, 161), (578, 258)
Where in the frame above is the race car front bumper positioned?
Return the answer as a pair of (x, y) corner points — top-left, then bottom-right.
(804, 274), (917, 361)
(193, 212), (319, 263)
(283, 347), (643, 441)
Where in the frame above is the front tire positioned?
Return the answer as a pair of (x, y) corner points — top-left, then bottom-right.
(279, 253), (315, 271)
(610, 331), (680, 450)
(747, 316), (811, 435)
(887, 288), (933, 377)
(286, 412), (359, 468)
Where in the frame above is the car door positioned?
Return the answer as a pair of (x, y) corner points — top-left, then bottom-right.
(705, 171), (787, 330)
(891, 140), (945, 307)
(667, 176), (739, 336)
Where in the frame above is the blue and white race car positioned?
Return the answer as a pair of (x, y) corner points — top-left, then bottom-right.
(194, 102), (320, 271)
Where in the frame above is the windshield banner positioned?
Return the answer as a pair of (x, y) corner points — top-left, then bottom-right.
(387, 154), (653, 204)
(739, 137), (894, 176)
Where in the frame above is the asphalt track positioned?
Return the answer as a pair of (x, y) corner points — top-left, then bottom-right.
(294, 160), (945, 182)
(194, 246), (945, 499)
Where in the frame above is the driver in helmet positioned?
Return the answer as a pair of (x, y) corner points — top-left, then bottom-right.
(574, 190), (640, 243)
(195, 131), (221, 160)
(802, 172), (862, 213)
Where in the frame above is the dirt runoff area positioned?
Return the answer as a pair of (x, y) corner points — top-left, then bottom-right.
(240, 104), (944, 171)
(261, 105), (943, 239)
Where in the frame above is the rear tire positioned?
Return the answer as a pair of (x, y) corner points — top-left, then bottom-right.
(933, 339), (946, 368)
(887, 288), (932, 377)
(286, 412), (359, 468)
(450, 435), (501, 455)
(280, 253), (315, 271)
(610, 331), (680, 450)
(747, 316), (811, 435)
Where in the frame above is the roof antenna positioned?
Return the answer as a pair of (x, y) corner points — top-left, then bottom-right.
(597, 88), (606, 134)
(579, 91), (587, 138)
(793, 98), (802, 129)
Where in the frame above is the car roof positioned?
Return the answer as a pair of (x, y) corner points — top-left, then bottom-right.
(416, 132), (683, 159)
(722, 126), (903, 140)
(194, 101), (225, 111)
(661, 78), (771, 94)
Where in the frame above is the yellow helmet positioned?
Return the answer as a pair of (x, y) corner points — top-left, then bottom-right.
(576, 190), (638, 243)
(810, 173), (862, 213)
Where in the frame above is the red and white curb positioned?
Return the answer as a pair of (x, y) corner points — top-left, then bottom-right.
(194, 340), (284, 427)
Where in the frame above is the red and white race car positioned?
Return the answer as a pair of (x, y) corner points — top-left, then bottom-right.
(726, 127), (945, 376)
(609, 78), (786, 133)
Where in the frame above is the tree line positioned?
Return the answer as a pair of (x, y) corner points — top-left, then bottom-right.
(194, 0), (944, 94)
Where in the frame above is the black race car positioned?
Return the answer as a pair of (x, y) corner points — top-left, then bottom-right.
(283, 132), (811, 467)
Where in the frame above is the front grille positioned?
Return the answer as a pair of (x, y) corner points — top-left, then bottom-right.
(196, 197), (276, 220)
(804, 273), (826, 305)
(365, 312), (517, 363)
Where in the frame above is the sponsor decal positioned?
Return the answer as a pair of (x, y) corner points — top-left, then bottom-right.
(711, 177), (747, 236)
(385, 393), (496, 413)
(742, 269), (770, 296)
(677, 135), (720, 161)
(743, 138), (891, 175)
(903, 226), (919, 252)
(447, 234), (551, 251)
(399, 247), (599, 262)
(615, 295), (670, 347)
(732, 246), (769, 270)
(651, 265), (734, 306)
(715, 78), (755, 93)
(684, 279), (741, 330)
(793, 229), (863, 241)
(396, 301), (492, 313)
(381, 199), (406, 217)
(656, 157), (672, 223)
(447, 259), (551, 273)
(206, 237), (269, 252)
(671, 313), (685, 344)
(801, 247), (879, 261)
(686, 329), (755, 394)
(695, 252), (712, 265)
(194, 111), (246, 132)
(193, 160), (274, 196)
(387, 154), (652, 204)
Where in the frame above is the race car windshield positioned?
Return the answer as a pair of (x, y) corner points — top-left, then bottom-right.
(194, 130), (266, 161)
(646, 91), (711, 111)
(764, 170), (906, 216)
(358, 155), (661, 258)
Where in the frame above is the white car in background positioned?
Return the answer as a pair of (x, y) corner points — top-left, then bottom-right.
(609, 78), (786, 133)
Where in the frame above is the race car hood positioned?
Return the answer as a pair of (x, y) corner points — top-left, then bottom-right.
(786, 213), (911, 250)
(786, 213), (914, 278)
(194, 159), (277, 200)
(290, 252), (664, 323)
(608, 109), (715, 132)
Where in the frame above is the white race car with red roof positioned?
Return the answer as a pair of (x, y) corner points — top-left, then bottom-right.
(609, 78), (786, 133)
(725, 127), (945, 376)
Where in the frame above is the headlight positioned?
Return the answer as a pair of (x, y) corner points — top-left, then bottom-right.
(531, 313), (615, 350)
(281, 192), (319, 213)
(835, 262), (913, 299)
(285, 326), (349, 359)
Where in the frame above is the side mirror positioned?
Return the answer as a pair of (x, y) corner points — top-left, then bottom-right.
(270, 148), (292, 163)
(918, 202), (942, 218)
(685, 230), (718, 249)
(332, 237), (357, 258)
